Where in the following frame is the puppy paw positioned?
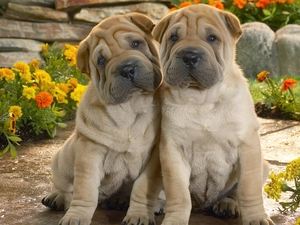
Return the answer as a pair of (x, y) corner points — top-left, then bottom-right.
(243, 218), (275, 225)
(59, 213), (91, 225)
(122, 214), (155, 225)
(100, 196), (130, 211)
(212, 197), (240, 219)
(41, 190), (72, 211)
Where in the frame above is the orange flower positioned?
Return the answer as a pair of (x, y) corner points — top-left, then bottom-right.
(209, 0), (224, 9)
(256, 0), (271, 8)
(169, 7), (177, 12)
(35, 91), (53, 108)
(281, 78), (298, 92)
(179, 1), (192, 8)
(257, 71), (270, 83)
(233, 0), (247, 9)
(193, 0), (201, 3)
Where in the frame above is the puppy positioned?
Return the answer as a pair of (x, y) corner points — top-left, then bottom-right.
(123, 4), (275, 225)
(41, 13), (162, 225)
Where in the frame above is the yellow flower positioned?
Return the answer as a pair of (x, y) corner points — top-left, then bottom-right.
(34, 69), (51, 82)
(57, 82), (70, 94)
(71, 84), (87, 106)
(257, 71), (270, 83)
(22, 85), (36, 100)
(19, 70), (33, 83)
(0, 68), (15, 81)
(67, 77), (79, 90)
(295, 217), (300, 225)
(13, 62), (30, 73)
(9, 106), (22, 120)
(29, 59), (40, 69)
(64, 44), (78, 66)
(284, 157), (300, 181)
(264, 171), (285, 202)
(40, 43), (49, 53)
(55, 85), (68, 104)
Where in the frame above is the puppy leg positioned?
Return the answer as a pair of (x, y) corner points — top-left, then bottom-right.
(122, 146), (163, 225)
(160, 141), (192, 225)
(42, 137), (75, 211)
(238, 132), (275, 225)
(212, 192), (240, 219)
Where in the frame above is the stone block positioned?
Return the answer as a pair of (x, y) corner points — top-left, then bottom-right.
(0, 38), (44, 52)
(0, 52), (43, 68)
(275, 24), (300, 76)
(0, 19), (92, 42)
(0, 0), (55, 7)
(3, 2), (69, 23)
(73, 3), (169, 24)
(236, 22), (279, 79)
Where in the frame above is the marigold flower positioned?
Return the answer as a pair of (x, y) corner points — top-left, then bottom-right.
(9, 106), (22, 120)
(0, 68), (15, 81)
(169, 7), (177, 12)
(281, 78), (298, 92)
(209, 0), (224, 9)
(193, 0), (200, 3)
(40, 43), (49, 53)
(71, 84), (88, 106)
(284, 157), (300, 181)
(264, 171), (285, 202)
(295, 217), (300, 225)
(233, 0), (247, 9)
(257, 71), (270, 82)
(22, 85), (36, 100)
(57, 83), (70, 94)
(64, 44), (78, 66)
(20, 71), (32, 83)
(29, 59), (40, 69)
(256, 0), (271, 8)
(35, 91), (53, 108)
(179, 1), (192, 8)
(13, 62), (30, 73)
(8, 112), (17, 134)
(67, 78), (79, 90)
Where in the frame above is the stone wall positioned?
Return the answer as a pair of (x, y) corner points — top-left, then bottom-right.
(0, 0), (299, 78)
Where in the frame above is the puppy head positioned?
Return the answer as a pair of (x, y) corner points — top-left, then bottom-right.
(153, 4), (242, 89)
(76, 13), (163, 104)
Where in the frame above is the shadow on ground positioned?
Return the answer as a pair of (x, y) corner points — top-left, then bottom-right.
(0, 118), (299, 225)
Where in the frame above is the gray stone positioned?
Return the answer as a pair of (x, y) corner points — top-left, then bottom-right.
(236, 22), (279, 79)
(0, 19), (92, 42)
(3, 2), (69, 23)
(0, 0), (55, 7)
(55, 0), (169, 10)
(0, 51), (43, 68)
(73, 3), (169, 24)
(0, 38), (44, 52)
(275, 24), (300, 76)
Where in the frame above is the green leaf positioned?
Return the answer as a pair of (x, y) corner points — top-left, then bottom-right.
(8, 135), (22, 142)
(56, 122), (67, 128)
(263, 9), (272, 16)
(9, 143), (17, 159)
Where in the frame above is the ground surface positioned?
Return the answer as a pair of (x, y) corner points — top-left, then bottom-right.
(0, 118), (299, 225)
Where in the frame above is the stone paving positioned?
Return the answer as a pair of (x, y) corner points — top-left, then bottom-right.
(0, 118), (299, 225)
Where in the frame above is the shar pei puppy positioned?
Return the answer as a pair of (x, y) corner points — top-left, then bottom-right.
(41, 13), (163, 225)
(123, 4), (275, 225)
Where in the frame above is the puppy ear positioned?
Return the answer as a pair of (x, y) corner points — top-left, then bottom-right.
(223, 12), (242, 40)
(127, 13), (155, 33)
(152, 14), (172, 43)
(76, 38), (90, 76)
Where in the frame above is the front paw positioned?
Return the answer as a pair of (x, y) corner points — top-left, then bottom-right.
(59, 213), (91, 225)
(243, 218), (275, 225)
(42, 190), (72, 211)
(122, 214), (155, 225)
(212, 197), (240, 219)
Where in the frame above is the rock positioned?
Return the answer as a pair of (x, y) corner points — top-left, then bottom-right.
(0, 19), (92, 42)
(236, 22), (279, 79)
(275, 24), (300, 76)
(3, 2), (69, 23)
(0, 52), (43, 68)
(73, 3), (169, 24)
(0, 0), (55, 7)
(55, 0), (169, 10)
(0, 38), (44, 52)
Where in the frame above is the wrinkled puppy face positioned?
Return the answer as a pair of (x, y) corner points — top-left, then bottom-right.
(76, 13), (163, 104)
(153, 4), (242, 89)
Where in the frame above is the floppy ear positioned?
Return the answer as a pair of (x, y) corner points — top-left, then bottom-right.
(127, 13), (155, 33)
(222, 12), (242, 40)
(76, 38), (90, 76)
(152, 13), (172, 43)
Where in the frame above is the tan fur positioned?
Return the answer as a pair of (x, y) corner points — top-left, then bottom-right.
(42, 13), (163, 225)
(123, 5), (274, 225)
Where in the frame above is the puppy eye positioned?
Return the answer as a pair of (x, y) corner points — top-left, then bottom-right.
(170, 34), (179, 42)
(131, 40), (140, 48)
(97, 55), (106, 66)
(207, 35), (217, 43)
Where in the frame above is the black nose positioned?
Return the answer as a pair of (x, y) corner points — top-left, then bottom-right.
(181, 49), (201, 68)
(120, 65), (136, 80)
